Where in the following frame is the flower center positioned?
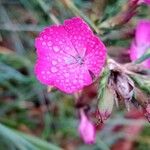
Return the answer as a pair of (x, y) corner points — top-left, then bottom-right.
(64, 55), (84, 65)
(75, 56), (84, 65)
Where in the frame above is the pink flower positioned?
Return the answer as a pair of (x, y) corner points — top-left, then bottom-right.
(145, 0), (150, 4)
(130, 20), (150, 68)
(78, 110), (96, 144)
(34, 17), (106, 93)
(138, 0), (150, 4)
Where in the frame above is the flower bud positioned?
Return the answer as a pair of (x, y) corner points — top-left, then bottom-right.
(78, 110), (96, 144)
(116, 74), (134, 101)
(98, 87), (114, 122)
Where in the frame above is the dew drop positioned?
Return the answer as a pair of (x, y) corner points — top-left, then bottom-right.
(99, 51), (103, 55)
(59, 41), (63, 44)
(58, 58), (62, 62)
(41, 71), (45, 74)
(74, 36), (77, 39)
(47, 71), (50, 74)
(79, 79), (83, 84)
(73, 79), (77, 83)
(72, 86), (75, 89)
(43, 35), (47, 39)
(53, 46), (60, 52)
(47, 41), (52, 46)
(64, 73), (69, 77)
(43, 76), (46, 79)
(42, 42), (46, 46)
(66, 79), (69, 83)
(61, 80), (64, 83)
(51, 67), (58, 73)
(52, 60), (57, 65)
(66, 46), (70, 50)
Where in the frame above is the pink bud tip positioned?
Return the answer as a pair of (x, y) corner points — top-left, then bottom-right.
(34, 17), (106, 93)
(130, 20), (150, 68)
(78, 110), (96, 144)
(100, 110), (111, 121)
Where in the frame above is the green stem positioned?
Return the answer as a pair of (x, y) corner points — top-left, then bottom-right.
(134, 48), (150, 64)
(129, 75), (150, 94)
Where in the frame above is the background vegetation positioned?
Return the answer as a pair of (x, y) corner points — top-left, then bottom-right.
(0, 0), (150, 150)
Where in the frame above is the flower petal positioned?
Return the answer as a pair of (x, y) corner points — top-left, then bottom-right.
(35, 17), (106, 93)
(64, 17), (95, 57)
(35, 25), (78, 58)
(130, 20), (150, 68)
(85, 36), (106, 76)
(136, 20), (150, 46)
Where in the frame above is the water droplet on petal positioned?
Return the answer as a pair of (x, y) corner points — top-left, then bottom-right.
(61, 80), (64, 83)
(56, 79), (59, 83)
(79, 79), (83, 84)
(48, 41), (52, 46)
(66, 47), (70, 50)
(66, 79), (69, 83)
(58, 58), (62, 62)
(42, 71), (45, 74)
(51, 67), (58, 73)
(59, 41), (63, 44)
(47, 71), (50, 74)
(53, 46), (60, 52)
(42, 42), (46, 46)
(43, 35), (47, 39)
(73, 79), (77, 83)
(64, 73), (69, 77)
(52, 60), (57, 65)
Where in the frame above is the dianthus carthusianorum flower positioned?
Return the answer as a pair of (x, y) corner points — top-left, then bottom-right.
(130, 20), (150, 68)
(35, 17), (106, 93)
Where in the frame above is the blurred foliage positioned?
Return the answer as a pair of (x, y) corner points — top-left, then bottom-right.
(0, 0), (150, 150)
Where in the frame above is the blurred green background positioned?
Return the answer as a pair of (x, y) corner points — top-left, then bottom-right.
(0, 0), (150, 150)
